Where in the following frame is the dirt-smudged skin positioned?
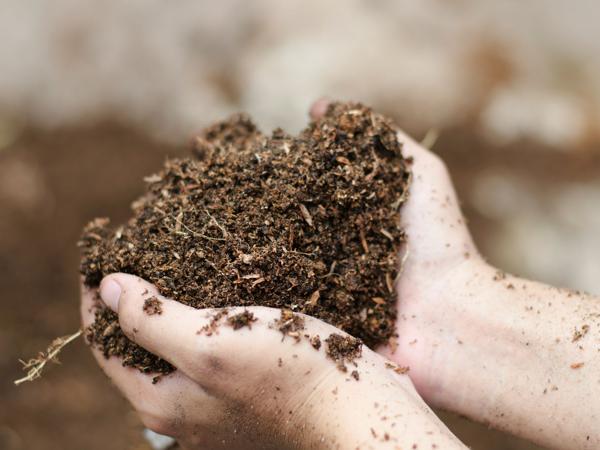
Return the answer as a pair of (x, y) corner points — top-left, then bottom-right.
(79, 102), (412, 375)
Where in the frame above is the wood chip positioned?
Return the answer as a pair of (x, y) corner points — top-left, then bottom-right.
(299, 203), (313, 227)
(308, 290), (320, 306)
(385, 273), (394, 294)
(359, 228), (369, 254)
(380, 228), (394, 241)
(143, 174), (162, 183)
(385, 361), (410, 374)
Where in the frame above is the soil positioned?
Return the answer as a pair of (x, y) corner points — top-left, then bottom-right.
(275, 309), (306, 341)
(325, 333), (363, 372)
(227, 310), (257, 329)
(79, 102), (412, 375)
(142, 297), (163, 316)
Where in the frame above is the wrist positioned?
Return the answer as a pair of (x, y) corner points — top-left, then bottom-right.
(409, 260), (567, 444)
(388, 257), (505, 408)
(422, 260), (523, 410)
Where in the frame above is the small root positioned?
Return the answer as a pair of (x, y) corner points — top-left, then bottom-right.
(395, 244), (410, 284)
(14, 329), (82, 386)
(421, 128), (440, 149)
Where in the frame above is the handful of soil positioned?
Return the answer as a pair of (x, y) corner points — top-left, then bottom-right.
(80, 102), (412, 375)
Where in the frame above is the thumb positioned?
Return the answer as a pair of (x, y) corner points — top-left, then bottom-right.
(98, 273), (350, 396)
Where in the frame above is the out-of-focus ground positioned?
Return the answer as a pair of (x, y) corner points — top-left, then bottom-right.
(1, 1), (599, 449)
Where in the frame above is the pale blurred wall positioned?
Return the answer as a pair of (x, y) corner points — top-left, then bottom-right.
(0, 0), (599, 292)
(1, 0), (599, 145)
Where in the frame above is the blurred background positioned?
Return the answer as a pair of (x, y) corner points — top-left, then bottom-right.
(1, 1), (599, 449)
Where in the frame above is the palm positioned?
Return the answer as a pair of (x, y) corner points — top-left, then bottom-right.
(380, 130), (480, 399)
(308, 102), (479, 399)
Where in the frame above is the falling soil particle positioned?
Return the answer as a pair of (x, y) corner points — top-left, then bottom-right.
(493, 270), (507, 281)
(385, 361), (410, 374)
(79, 102), (411, 375)
(227, 310), (257, 330)
(325, 333), (363, 372)
(309, 335), (322, 350)
(143, 297), (163, 315)
(351, 370), (360, 381)
(570, 362), (585, 369)
(572, 324), (590, 342)
(197, 309), (229, 336)
(275, 309), (306, 342)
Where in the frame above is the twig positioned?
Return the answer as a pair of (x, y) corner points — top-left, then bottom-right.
(391, 170), (412, 210)
(421, 128), (440, 150)
(395, 244), (411, 283)
(14, 329), (82, 386)
(154, 207), (225, 241)
(204, 209), (229, 238)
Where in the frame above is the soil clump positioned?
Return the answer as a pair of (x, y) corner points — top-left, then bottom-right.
(80, 102), (411, 375)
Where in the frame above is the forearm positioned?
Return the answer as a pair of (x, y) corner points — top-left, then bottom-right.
(432, 261), (600, 449)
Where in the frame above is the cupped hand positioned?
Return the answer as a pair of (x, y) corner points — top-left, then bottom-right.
(310, 99), (486, 406)
(82, 274), (463, 450)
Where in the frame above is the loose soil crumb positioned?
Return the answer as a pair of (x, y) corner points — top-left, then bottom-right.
(80, 102), (411, 375)
(227, 310), (257, 330)
(309, 335), (322, 350)
(143, 296), (163, 315)
(351, 370), (360, 381)
(385, 361), (410, 374)
(572, 324), (590, 342)
(275, 309), (306, 341)
(197, 309), (229, 336)
(493, 270), (507, 281)
(325, 333), (363, 372)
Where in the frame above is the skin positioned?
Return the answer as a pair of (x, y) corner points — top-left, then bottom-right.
(82, 275), (467, 450)
(82, 100), (600, 449)
(353, 104), (600, 450)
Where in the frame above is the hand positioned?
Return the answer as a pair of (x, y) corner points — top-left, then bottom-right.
(82, 273), (467, 449)
(311, 101), (600, 449)
(310, 99), (485, 405)
(380, 129), (487, 401)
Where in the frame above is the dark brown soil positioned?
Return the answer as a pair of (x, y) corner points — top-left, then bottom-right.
(197, 309), (229, 336)
(275, 309), (306, 341)
(79, 102), (411, 375)
(325, 333), (363, 372)
(143, 297), (163, 315)
(227, 310), (257, 329)
(309, 335), (322, 350)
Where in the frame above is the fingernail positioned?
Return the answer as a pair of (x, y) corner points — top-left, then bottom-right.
(100, 278), (122, 312)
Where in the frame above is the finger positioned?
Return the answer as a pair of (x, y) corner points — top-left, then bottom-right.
(99, 273), (348, 394)
(309, 97), (330, 120)
(81, 283), (219, 437)
(394, 128), (476, 260)
(95, 352), (219, 436)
